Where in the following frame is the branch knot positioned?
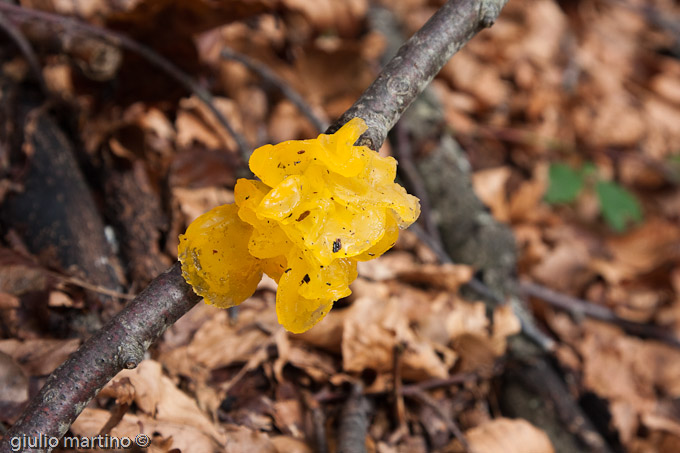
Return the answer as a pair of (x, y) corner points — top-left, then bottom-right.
(118, 341), (145, 369)
(479, 0), (504, 28)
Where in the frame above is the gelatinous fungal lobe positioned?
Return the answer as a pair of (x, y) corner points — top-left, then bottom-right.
(178, 117), (420, 333)
(177, 204), (263, 308)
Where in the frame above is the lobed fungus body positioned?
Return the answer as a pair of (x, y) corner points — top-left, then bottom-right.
(178, 118), (420, 333)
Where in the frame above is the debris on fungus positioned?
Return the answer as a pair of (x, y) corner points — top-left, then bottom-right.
(178, 117), (420, 333)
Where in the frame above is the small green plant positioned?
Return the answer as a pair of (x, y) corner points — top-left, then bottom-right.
(545, 162), (642, 232)
(668, 154), (680, 183)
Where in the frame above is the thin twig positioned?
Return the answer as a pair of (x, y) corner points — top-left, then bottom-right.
(388, 343), (408, 444)
(521, 280), (680, 349)
(0, 2), (251, 159)
(409, 223), (501, 302)
(513, 357), (615, 453)
(394, 122), (443, 246)
(0, 11), (46, 93)
(316, 369), (489, 404)
(510, 295), (557, 352)
(409, 222), (454, 265)
(221, 47), (327, 133)
(50, 272), (136, 300)
(407, 388), (470, 452)
(302, 391), (328, 453)
(393, 343), (406, 425)
(406, 366), (500, 394)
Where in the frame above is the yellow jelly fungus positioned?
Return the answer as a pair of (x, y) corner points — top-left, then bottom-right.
(178, 204), (264, 308)
(178, 117), (420, 333)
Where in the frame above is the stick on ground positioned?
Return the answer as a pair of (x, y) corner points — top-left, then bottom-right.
(337, 383), (371, 453)
(0, 264), (200, 452)
(221, 47), (328, 133)
(0, 11), (45, 93)
(521, 280), (680, 348)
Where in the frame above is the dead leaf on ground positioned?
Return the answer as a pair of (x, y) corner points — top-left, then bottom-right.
(104, 360), (225, 443)
(0, 351), (28, 422)
(342, 295), (454, 381)
(446, 417), (554, 453)
(71, 407), (228, 453)
(472, 167), (511, 222)
(0, 338), (80, 377)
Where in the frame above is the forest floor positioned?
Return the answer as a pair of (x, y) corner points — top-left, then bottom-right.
(0, 0), (679, 452)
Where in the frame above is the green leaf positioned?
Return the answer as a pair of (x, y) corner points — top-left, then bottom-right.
(595, 181), (643, 232)
(668, 155), (680, 183)
(544, 163), (584, 203)
(581, 162), (597, 176)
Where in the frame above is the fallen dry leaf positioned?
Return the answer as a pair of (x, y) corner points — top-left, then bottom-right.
(0, 339), (80, 377)
(71, 407), (227, 453)
(173, 187), (235, 224)
(0, 351), (28, 422)
(176, 95), (244, 151)
(472, 167), (511, 222)
(395, 263), (473, 292)
(0, 248), (49, 295)
(446, 418), (554, 453)
(267, 100), (318, 143)
(270, 435), (313, 453)
(532, 239), (594, 292)
(281, 0), (367, 35)
(606, 218), (680, 276)
(0, 292), (20, 309)
(105, 360), (225, 442)
(342, 296), (453, 381)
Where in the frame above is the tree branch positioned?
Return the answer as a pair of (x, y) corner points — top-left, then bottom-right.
(0, 264), (200, 453)
(521, 281), (680, 349)
(326, 0), (508, 149)
(337, 383), (371, 453)
(0, 11), (46, 93)
(220, 47), (328, 133)
(407, 388), (470, 451)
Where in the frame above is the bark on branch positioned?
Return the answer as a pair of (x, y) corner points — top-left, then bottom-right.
(0, 1), (508, 451)
(327, 0), (508, 149)
(0, 265), (200, 452)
